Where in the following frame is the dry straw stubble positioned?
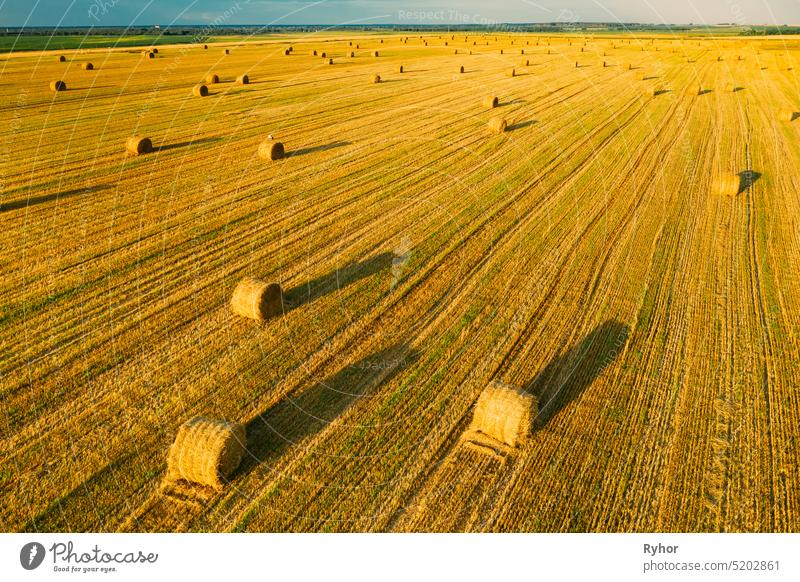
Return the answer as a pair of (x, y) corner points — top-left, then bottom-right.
(165, 417), (246, 490)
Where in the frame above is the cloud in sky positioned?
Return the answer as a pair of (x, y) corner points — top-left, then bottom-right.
(3, 0), (798, 27)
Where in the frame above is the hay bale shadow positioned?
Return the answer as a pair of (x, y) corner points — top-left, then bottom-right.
(157, 136), (222, 152)
(698, 89), (713, 96)
(791, 112), (800, 121)
(239, 344), (418, 476)
(507, 119), (538, 131)
(281, 251), (394, 314)
(1, 184), (110, 213)
(287, 141), (350, 158)
(528, 320), (630, 427)
(737, 170), (761, 194)
(499, 98), (528, 107)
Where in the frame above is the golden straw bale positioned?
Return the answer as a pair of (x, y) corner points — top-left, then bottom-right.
(230, 277), (284, 319)
(714, 174), (741, 196)
(373, 50), (379, 57)
(398, 65), (404, 73)
(349, 51), (355, 57)
(223, 49), (230, 55)
(166, 417), (246, 490)
(236, 74), (249, 85)
(780, 109), (796, 122)
(203, 44), (208, 49)
(459, 65), (465, 73)
(193, 84), (209, 97)
(372, 73), (381, 83)
(483, 95), (499, 108)
(125, 136), (153, 156)
(58, 55), (66, 62)
(206, 73), (219, 84)
(50, 80), (66, 91)
(81, 62), (94, 70)
(468, 381), (536, 448)
(488, 117), (507, 133)
(320, 52), (327, 58)
(151, 48), (158, 54)
(257, 140), (286, 162)
(508, 68), (516, 77)
(312, 49), (318, 56)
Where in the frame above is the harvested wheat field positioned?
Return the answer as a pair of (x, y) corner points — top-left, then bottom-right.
(2, 32), (800, 534)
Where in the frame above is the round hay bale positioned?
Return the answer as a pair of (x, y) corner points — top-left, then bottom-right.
(81, 62), (94, 70)
(372, 73), (381, 83)
(468, 382), (536, 448)
(459, 65), (465, 73)
(58, 55), (66, 62)
(236, 74), (249, 85)
(508, 68), (516, 77)
(697, 85), (705, 95)
(126, 136), (153, 156)
(166, 417), (246, 490)
(328, 58), (333, 64)
(714, 174), (741, 196)
(398, 65), (404, 73)
(230, 277), (284, 318)
(488, 117), (507, 133)
(725, 83), (736, 93)
(350, 51), (355, 57)
(288, 46), (293, 52)
(483, 95), (499, 108)
(203, 44), (208, 49)
(373, 50), (379, 57)
(193, 84), (209, 97)
(635, 71), (646, 80)
(500, 49), (504, 54)
(454, 49), (458, 55)
(356, 44), (360, 49)
(258, 140), (285, 162)
(143, 50), (154, 58)
(522, 59), (530, 66)
(312, 49), (318, 56)
(320, 52), (327, 58)
(49, 80), (66, 92)
(780, 109), (796, 122)
(223, 49), (230, 55)
(521, 49), (525, 54)
(206, 73), (219, 84)
(151, 48), (159, 54)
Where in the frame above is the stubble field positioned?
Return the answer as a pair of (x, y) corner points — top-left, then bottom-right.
(2, 32), (800, 532)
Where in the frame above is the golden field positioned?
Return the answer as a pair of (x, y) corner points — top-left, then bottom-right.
(2, 32), (800, 532)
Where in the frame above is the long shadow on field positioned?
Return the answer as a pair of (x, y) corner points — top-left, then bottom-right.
(281, 252), (394, 314)
(239, 344), (418, 478)
(157, 136), (222, 152)
(287, 140), (351, 158)
(527, 320), (629, 427)
(1, 184), (110, 213)
(508, 119), (537, 131)
(737, 170), (762, 194)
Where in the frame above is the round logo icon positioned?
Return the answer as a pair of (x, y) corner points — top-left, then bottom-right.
(20, 542), (46, 570)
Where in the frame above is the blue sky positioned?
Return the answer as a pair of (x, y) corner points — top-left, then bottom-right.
(2, 0), (798, 27)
